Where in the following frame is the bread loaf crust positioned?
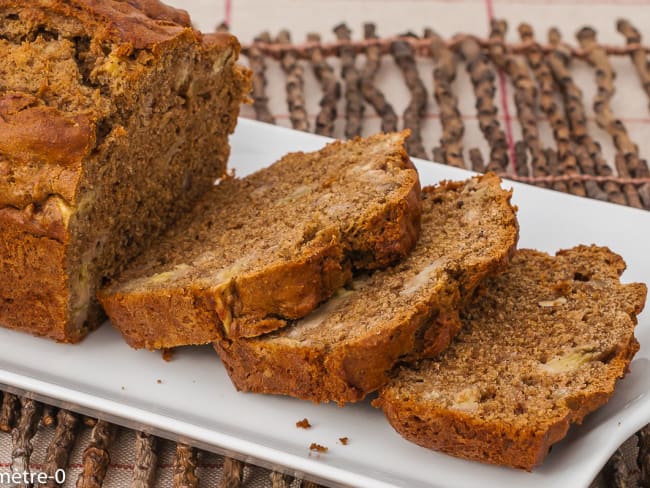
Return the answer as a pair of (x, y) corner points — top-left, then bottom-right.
(0, 221), (72, 341)
(0, 0), (250, 341)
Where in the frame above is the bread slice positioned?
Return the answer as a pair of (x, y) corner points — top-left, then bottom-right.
(375, 246), (647, 470)
(215, 174), (519, 404)
(0, 0), (250, 342)
(99, 132), (422, 349)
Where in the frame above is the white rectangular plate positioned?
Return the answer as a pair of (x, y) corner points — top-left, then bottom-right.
(1, 119), (649, 488)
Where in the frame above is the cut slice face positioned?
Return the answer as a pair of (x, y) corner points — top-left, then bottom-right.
(375, 246), (647, 470)
(99, 131), (421, 348)
(216, 174), (519, 404)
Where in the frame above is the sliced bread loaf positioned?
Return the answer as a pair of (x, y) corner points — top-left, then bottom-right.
(375, 246), (647, 470)
(0, 0), (249, 342)
(99, 132), (421, 348)
(215, 174), (519, 404)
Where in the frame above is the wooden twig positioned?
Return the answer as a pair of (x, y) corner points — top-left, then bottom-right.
(173, 444), (198, 488)
(457, 35), (509, 173)
(514, 140), (529, 177)
(546, 27), (612, 202)
(41, 405), (57, 428)
(82, 416), (97, 428)
(218, 457), (244, 488)
(577, 26), (649, 208)
(426, 28), (464, 168)
(542, 148), (569, 193)
(638, 163), (650, 208)
(616, 154), (644, 208)
(76, 420), (117, 488)
(43, 410), (79, 488)
(617, 19), (650, 113)
(299, 481), (321, 488)
(132, 432), (158, 488)
(277, 30), (310, 132)
(488, 19), (543, 180)
(11, 398), (42, 488)
(360, 23), (398, 132)
(639, 424), (650, 487)
(604, 448), (640, 488)
(241, 35), (650, 61)
(247, 32), (276, 124)
(469, 147), (485, 173)
(499, 173), (650, 185)
(334, 23), (364, 138)
(432, 146), (445, 164)
(307, 33), (340, 137)
(270, 471), (292, 488)
(519, 23), (583, 196)
(0, 392), (19, 432)
(391, 34), (428, 158)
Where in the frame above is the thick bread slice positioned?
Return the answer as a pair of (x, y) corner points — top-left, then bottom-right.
(215, 174), (519, 404)
(99, 132), (421, 348)
(375, 246), (647, 470)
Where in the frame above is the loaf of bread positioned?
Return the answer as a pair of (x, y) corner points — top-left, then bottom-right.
(0, 0), (249, 342)
(0, 0), (250, 342)
(216, 174), (519, 404)
(99, 132), (422, 349)
(376, 246), (647, 470)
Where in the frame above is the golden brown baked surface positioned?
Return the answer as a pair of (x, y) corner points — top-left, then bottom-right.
(0, 0), (250, 342)
(376, 246), (647, 470)
(99, 132), (421, 348)
(215, 174), (519, 404)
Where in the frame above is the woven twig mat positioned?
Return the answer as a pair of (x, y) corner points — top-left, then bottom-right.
(2, 17), (650, 488)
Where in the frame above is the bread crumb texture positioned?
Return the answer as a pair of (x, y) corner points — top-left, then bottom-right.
(376, 246), (647, 470)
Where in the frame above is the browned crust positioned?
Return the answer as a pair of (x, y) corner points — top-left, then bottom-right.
(231, 166), (421, 338)
(0, 220), (83, 343)
(346, 169), (422, 271)
(0, 196), (73, 242)
(215, 238), (514, 404)
(0, 93), (95, 169)
(375, 246), (647, 470)
(0, 4), (242, 220)
(225, 234), (352, 338)
(1, 0), (189, 49)
(377, 335), (641, 470)
(125, 0), (191, 26)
